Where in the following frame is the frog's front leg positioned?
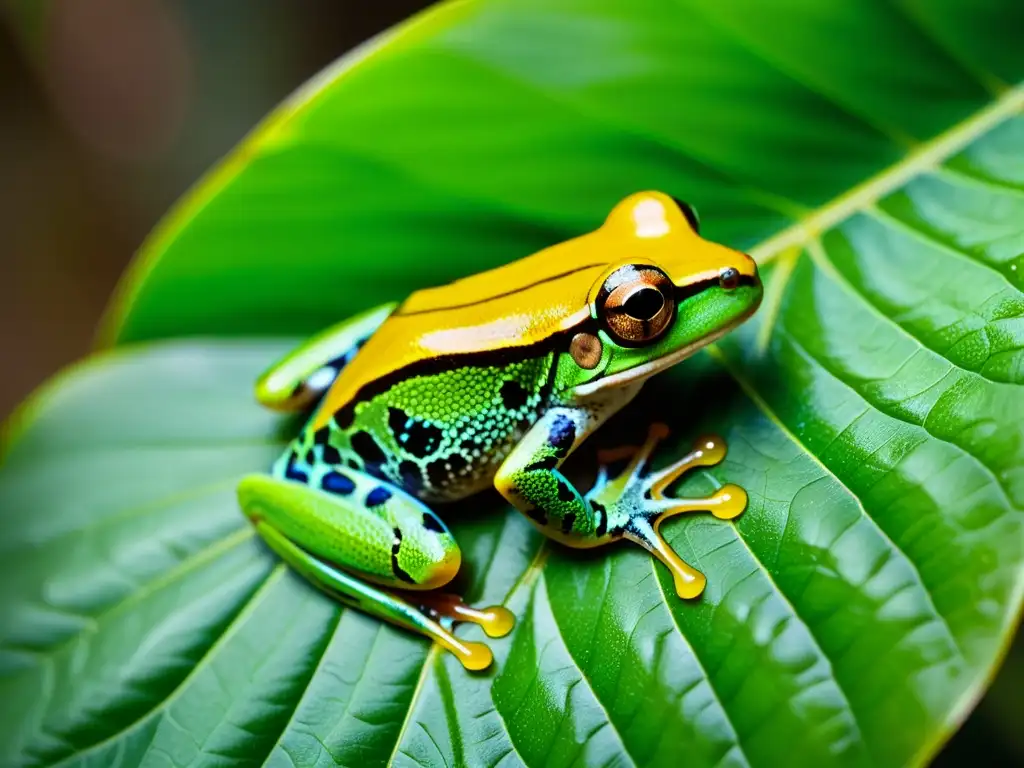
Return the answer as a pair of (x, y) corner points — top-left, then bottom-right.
(238, 471), (512, 671)
(494, 392), (636, 544)
(255, 302), (395, 411)
(496, 406), (747, 599)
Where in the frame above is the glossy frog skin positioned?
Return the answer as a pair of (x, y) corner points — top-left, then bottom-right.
(238, 192), (763, 670)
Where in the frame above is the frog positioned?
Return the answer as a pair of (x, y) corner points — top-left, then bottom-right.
(238, 191), (763, 670)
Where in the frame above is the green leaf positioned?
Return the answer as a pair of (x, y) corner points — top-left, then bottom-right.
(2, 1), (1022, 767)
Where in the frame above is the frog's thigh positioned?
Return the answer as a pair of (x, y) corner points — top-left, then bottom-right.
(238, 471), (460, 590)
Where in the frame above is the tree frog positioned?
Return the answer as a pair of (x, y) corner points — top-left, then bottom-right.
(239, 192), (762, 670)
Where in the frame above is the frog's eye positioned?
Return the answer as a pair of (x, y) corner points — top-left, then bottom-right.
(597, 265), (675, 345)
(671, 198), (700, 233)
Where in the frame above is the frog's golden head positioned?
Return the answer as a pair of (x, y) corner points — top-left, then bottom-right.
(582, 192), (759, 346)
(567, 191), (763, 395)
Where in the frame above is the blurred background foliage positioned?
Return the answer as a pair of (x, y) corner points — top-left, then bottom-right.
(0, 2), (1019, 765)
(0, 0), (430, 420)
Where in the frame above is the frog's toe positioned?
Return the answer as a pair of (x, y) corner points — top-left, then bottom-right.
(709, 484), (747, 520)
(644, 433), (728, 499)
(649, 482), (747, 523)
(476, 605), (516, 638)
(412, 592), (516, 638)
(626, 483), (747, 599)
(414, 597), (511, 670)
(448, 602), (515, 638)
(675, 570), (707, 600)
(623, 518), (707, 600)
(454, 640), (494, 672)
(429, 623), (495, 670)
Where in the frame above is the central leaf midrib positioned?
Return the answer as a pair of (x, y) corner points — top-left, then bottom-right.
(750, 83), (1024, 266)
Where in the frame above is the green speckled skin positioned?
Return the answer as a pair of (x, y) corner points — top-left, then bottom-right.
(282, 353), (556, 504)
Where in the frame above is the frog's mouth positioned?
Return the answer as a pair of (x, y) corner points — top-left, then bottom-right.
(572, 306), (756, 399)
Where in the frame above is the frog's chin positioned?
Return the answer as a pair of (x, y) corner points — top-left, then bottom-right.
(572, 320), (740, 399)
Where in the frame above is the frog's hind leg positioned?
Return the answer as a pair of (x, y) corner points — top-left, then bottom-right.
(253, 521), (497, 670)
(255, 302), (396, 412)
(238, 472), (513, 670)
(587, 424), (747, 600)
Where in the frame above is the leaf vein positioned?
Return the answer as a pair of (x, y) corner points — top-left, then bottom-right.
(709, 347), (966, 662)
(48, 566), (286, 768)
(701, 474), (869, 755)
(865, 205), (1021, 291)
(260, 607), (346, 767)
(540, 570), (638, 768)
(750, 84), (1024, 266)
(649, 560), (753, 768)
(780, 324), (1016, 511)
(807, 236), (1018, 387)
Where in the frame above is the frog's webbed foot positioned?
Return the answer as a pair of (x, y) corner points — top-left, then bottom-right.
(587, 424), (747, 599)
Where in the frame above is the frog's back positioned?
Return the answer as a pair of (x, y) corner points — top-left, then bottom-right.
(290, 226), (614, 501)
(309, 229), (609, 433)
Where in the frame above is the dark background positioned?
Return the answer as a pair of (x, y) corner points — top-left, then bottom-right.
(0, 2), (1017, 764)
(0, 0), (428, 419)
